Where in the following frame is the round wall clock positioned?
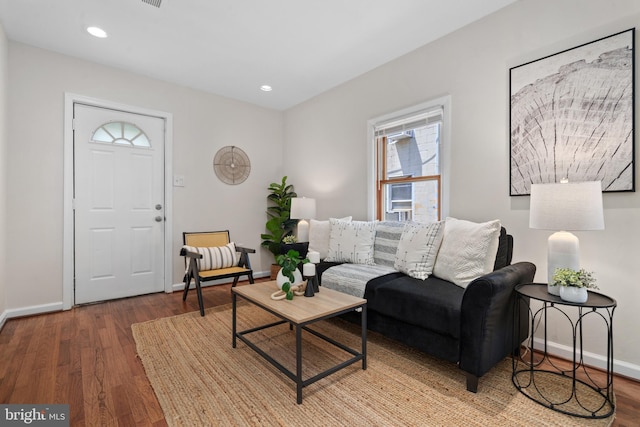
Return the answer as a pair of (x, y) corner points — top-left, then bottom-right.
(213, 145), (251, 185)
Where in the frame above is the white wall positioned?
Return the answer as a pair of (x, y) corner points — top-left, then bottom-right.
(284, 0), (640, 377)
(6, 42), (284, 310)
(0, 22), (8, 327)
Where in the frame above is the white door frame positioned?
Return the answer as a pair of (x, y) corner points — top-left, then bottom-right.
(63, 93), (174, 310)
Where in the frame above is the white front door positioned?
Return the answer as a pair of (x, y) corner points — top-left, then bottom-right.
(73, 103), (165, 304)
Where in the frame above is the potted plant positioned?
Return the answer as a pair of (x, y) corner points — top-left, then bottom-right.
(552, 268), (598, 303)
(275, 249), (309, 300)
(260, 176), (297, 277)
(280, 234), (309, 260)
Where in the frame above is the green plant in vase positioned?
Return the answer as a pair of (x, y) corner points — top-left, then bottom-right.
(275, 249), (309, 300)
(552, 268), (598, 289)
(552, 268), (598, 303)
(261, 176), (297, 259)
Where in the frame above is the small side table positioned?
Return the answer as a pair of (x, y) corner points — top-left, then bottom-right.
(512, 283), (616, 419)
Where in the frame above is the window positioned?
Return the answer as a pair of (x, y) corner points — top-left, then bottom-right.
(91, 121), (151, 148)
(372, 103), (445, 223)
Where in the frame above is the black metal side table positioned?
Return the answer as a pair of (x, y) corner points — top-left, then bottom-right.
(512, 283), (616, 419)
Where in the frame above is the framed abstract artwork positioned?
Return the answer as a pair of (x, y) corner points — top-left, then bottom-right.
(510, 28), (635, 196)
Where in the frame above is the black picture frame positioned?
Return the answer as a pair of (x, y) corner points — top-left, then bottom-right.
(509, 28), (635, 196)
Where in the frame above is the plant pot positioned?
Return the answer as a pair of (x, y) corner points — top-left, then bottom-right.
(547, 283), (561, 296)
(270, 264), (280, 280)
(559, 286), (588, 304)
(280, 242), (309, 258)
(276, 267), (303, 290)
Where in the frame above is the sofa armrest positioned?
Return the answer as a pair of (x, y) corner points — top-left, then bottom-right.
(315, 261), (343, 284)
(458, 262), (536, 384)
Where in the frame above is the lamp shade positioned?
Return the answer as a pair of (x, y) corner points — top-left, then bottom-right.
(290, 197), (316, 220)
(529, 181), (604, 231)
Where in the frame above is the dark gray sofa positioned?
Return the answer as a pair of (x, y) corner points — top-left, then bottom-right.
(316, 224), (535, 392)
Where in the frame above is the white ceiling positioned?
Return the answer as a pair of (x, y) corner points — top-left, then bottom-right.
(0, 0), (518, 110)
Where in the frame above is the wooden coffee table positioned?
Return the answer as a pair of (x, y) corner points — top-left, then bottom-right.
(232, 281), (367, 404)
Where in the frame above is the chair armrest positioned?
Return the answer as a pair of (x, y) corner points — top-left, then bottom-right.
(235, 246), (255, 269)
(235, 246), (256, 253)
(180, 247), (203, 259)
(458, 262), (536, 378)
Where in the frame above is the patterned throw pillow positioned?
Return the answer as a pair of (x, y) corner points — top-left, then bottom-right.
(325, 219), (377, 265)
(432, 218), (501, 288)
(394, 221), (444, 280)
(308, 216), (352, 259)
(183, 242), (237, 271)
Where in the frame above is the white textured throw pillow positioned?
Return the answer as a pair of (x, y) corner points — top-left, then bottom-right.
(308, 216), (352, 259)
(394, 221), (444, 280)
(325, 219), (377, 264)
(183, 242), (237, 271)
(432, 217), (501, 288)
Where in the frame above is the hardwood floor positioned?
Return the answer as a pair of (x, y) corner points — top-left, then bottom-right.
(1, 280), (639, 426)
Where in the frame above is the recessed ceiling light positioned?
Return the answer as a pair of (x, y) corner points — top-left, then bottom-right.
(260, 85), (273, 92)
(87, 26), (108, 38)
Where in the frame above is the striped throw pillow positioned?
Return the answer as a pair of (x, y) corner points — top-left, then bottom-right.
(183, 243), (237, 271)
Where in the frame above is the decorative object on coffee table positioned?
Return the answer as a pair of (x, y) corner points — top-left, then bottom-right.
(303, 262), (316, 297)
(274, 249), (308, 300)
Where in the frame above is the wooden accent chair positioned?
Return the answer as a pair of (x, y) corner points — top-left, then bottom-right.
(180, 230), (255, 316)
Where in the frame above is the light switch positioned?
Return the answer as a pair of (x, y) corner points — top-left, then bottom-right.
(173, 175), (185, 187)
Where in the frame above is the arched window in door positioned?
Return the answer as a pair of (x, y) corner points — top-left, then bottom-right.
(91, 121), (151, 148)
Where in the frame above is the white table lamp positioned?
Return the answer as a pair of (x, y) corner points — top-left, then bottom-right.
(529, 181), (604, 295)
(290, 197), (316, 242)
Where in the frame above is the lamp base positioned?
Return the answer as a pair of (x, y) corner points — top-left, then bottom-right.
(547, 231), (580, 295)
(297, 219), (310, 243)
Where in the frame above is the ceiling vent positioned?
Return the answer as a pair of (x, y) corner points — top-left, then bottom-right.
(142, 0), (162, 7)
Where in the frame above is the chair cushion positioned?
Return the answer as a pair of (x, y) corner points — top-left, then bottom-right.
(199, 266), (250, 279)
(183, 242), (237, 271)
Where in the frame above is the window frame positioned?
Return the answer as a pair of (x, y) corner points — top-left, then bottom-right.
(367, 96), (451, 221)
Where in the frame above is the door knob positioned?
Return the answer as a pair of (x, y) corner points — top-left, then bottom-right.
(155, 216), (163, 222)
(155, 204), (162, 210)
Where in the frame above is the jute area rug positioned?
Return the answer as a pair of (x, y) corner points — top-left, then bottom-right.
(132, 303), (615, 427)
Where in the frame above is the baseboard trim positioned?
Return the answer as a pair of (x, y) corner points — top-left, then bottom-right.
(534, 337), (640, 381)
(2, 302), (65, 322)
(171, 270), (270, 292)
(0, 309), (7, 332)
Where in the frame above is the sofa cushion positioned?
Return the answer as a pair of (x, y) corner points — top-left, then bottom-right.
(432, 217), (501, 288)
(308, 216), (352, 259)
(365, 274), (465, 339)
(373, 221), (406, 267)
(325, 219), (377, 264)
(321, 263), (398, 298)
(394, 221), (444, 280)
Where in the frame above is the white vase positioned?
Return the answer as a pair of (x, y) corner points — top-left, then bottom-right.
(547, 283), (560, 296)
(276, 268), (303, 290)
(559, 286), (588, 304)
